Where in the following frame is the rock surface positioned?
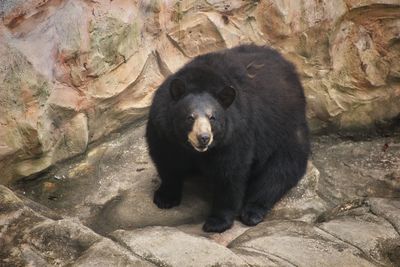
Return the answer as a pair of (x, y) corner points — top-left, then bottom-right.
(1, 0), (399, 184)
(3, 122), (399, 267)
(230, 220), (377, 267)
(0, 186), (150, 266)
(111, 227), (248, 267)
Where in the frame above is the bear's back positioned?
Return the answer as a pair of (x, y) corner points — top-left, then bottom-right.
(184, 45), (304, 102)
(188, 45), (306, 121)
(150, 45), (307, 147)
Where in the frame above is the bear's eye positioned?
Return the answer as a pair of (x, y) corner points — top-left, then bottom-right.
(209, 115), (216, 121)
(187, 115), (195, 122)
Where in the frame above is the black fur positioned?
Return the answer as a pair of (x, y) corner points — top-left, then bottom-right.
(146, 44), (310, 233)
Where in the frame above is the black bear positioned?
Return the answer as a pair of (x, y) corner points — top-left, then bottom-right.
(146, 44), (310, 233)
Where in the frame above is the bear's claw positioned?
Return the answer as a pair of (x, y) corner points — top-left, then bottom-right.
(240, 207), (264, 226)
(153, 189), (181, 209)
(202, 216), (233, 233)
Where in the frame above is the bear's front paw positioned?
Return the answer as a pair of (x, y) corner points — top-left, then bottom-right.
(202, 216), (233, 233)
(153, 188), (181, 209)
(240, 206), (264, 226)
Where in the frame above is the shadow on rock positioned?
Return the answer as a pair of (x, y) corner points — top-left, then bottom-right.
(89, 175), (212, 235)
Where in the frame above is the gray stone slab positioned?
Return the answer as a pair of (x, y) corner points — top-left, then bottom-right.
(111, 226), (249, 267)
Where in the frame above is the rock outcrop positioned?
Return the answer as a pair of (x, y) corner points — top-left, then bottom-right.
(1, 0), (399, 183)
(3, 122), (400, 266)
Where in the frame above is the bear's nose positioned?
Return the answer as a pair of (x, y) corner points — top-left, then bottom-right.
(198, 133), (210, 146)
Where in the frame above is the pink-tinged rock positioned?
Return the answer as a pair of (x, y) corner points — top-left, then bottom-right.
(167, 13), (226, 57)
(344, 0), (400, 9)
(0, 0), (400, 184)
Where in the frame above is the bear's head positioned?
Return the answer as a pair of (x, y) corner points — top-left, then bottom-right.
(168, 68), (236, 153)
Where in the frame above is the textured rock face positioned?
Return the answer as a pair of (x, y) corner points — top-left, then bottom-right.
(1, 0), (399, 183)
(4, 123), (400, 266)
(0, 186), (153, 266)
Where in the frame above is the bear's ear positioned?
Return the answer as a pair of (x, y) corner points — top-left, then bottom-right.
(217, 85), (236, 109)
(170, 78), (186, 101)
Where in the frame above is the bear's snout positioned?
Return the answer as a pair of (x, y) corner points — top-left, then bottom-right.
(198, 133), (211, 146)
(188, 116), (213, 152)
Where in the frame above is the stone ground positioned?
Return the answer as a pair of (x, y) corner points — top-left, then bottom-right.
(1, 120), (400, 267)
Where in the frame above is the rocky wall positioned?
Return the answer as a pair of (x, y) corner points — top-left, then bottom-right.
(0, 0), (399, 184)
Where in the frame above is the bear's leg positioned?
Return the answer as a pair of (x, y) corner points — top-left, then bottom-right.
(240, 151), (308, 226)
(202, 178), (245, 233)
(147, 128), (189, 209)
(153, 163), (185, 209)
